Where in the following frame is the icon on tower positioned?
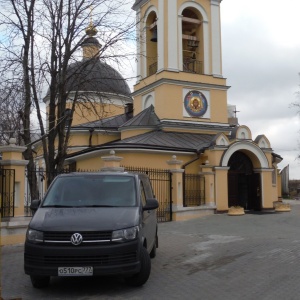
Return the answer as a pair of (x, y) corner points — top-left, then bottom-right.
(184, 90), (208, 117)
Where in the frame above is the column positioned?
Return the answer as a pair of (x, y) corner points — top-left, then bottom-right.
(214, 166), (230, 211)
(0, 138), (29, 217)
(167, 155), (184, 220)
(199, 160), (215, 207)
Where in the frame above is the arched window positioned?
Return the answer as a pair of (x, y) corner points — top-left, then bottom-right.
(181, 8), (203, 74)
(146, 12), (158, 76)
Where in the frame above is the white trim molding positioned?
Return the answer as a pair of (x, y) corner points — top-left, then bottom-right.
(221, 142), (269, 168)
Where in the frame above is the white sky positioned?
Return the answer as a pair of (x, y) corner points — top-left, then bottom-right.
(221, 0), (300, 179)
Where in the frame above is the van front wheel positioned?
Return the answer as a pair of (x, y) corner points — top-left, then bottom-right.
(125, 247), (151, 286)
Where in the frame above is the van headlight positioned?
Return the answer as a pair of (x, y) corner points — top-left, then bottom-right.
(26, 228), (44, 243)
(112, 226), (139, 242)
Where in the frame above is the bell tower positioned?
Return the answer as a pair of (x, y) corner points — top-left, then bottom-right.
(132, 0), (230, 125)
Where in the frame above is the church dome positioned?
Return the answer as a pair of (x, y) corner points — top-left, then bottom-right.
(44, 20), (132, 102)
(65, 58), (132, 99)
(65, 19), (132, 99)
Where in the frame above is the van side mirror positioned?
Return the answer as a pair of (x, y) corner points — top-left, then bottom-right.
(30, 200), (41, 213)
(143, 198), (159, 211)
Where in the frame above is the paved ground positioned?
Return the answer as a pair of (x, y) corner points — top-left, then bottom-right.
(2, 200), (300, 300)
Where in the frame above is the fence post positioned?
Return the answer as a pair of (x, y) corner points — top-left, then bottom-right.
(0, 138), (29, 217)
(167, 155), (184, 221)
(199, 160), (216, 207)
(100, 150), (124, 172)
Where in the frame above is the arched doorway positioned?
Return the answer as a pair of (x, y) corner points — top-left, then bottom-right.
(228, 151), (261, 211)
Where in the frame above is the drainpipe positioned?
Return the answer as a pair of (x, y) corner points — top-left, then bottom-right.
(181, 151), (202, 170)
(89, 128), (94, 147)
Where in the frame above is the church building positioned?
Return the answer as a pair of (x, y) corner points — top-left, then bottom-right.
(36, 0), (283, 220)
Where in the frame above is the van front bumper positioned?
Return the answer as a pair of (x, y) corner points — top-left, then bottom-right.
(24, 240), (141, 277)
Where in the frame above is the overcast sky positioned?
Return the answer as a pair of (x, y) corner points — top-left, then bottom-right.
(221, 0), (300, 179)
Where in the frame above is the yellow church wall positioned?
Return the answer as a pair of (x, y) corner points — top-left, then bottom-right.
(67, 131), (119, 148)
(209, 89), (228, 123)
(2, 151), (20, 161)
(264, 151), (273, 167)
(74, 151), (201, 173)
(95, 133), (119, 146)
(44, 102), (125, 128)
(214, 167), (229, 211)
(261, 171), (274, 209)
(119, 152), (194, 170)
(68, 133), (90, 146)
(204, 149), (224, 166)
(139, 82), (227, 123)
(70, 102), (125, 126)
(134, 71), (226, 94)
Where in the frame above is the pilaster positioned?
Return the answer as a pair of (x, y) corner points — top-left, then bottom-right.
(199, 161), (215, 207)
(0, 138), (29, 217)
(214, 166), (230, 211)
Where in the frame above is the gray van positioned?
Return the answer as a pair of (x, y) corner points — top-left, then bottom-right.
(24, 172), (159, 288)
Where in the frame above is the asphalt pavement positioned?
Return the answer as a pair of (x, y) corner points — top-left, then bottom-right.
(2, 200), (300, 300)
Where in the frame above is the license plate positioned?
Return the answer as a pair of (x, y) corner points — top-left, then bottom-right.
(58, 266), (93, 276)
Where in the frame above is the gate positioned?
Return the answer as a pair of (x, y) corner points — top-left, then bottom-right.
(0, 168), (15, 218)
(183, 173), (205, 207)
(123, 166), (172, 222)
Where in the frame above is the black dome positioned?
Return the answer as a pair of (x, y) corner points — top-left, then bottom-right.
(65, 58), (132, 98)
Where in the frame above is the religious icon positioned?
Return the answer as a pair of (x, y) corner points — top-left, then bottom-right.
(184, 90), (208, 117)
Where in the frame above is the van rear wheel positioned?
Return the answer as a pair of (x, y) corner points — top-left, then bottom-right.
(125, 247), (151, 286)
(30, 275), (50, 288)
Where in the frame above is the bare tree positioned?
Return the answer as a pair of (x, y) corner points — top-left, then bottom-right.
(0, 0), (136, 194)
(0, 82), (24, 145)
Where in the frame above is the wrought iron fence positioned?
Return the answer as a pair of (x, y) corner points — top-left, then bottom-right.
(183, 173), (205, 207)
(0, 168), (15, 218)
(123, 166), (172, 222)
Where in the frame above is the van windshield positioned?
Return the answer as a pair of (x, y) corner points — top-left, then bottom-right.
(42, 175), (137, 207)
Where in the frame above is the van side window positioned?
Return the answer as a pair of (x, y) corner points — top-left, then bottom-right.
(140, 181), (147, 206)
(141, 177), (154, 199)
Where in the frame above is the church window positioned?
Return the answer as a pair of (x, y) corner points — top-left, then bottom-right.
(146, 12), (158, 77)
(181, 8), (203, 74)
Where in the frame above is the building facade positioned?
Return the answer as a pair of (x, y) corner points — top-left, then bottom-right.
(33, 0), (283, 219)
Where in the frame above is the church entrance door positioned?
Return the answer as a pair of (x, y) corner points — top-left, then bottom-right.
(227, 151), (261, 210)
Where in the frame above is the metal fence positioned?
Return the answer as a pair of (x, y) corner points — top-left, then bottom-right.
(123, 166), (173, 222)
(183, 173), (205, 207)
(0, 168), (15, 218)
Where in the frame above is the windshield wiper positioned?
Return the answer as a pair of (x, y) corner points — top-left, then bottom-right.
(81, 205), (117, 207)
(42, 205), (76, 208)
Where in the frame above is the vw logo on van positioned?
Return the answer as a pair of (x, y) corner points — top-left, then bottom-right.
(71, 233), (83, 246)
